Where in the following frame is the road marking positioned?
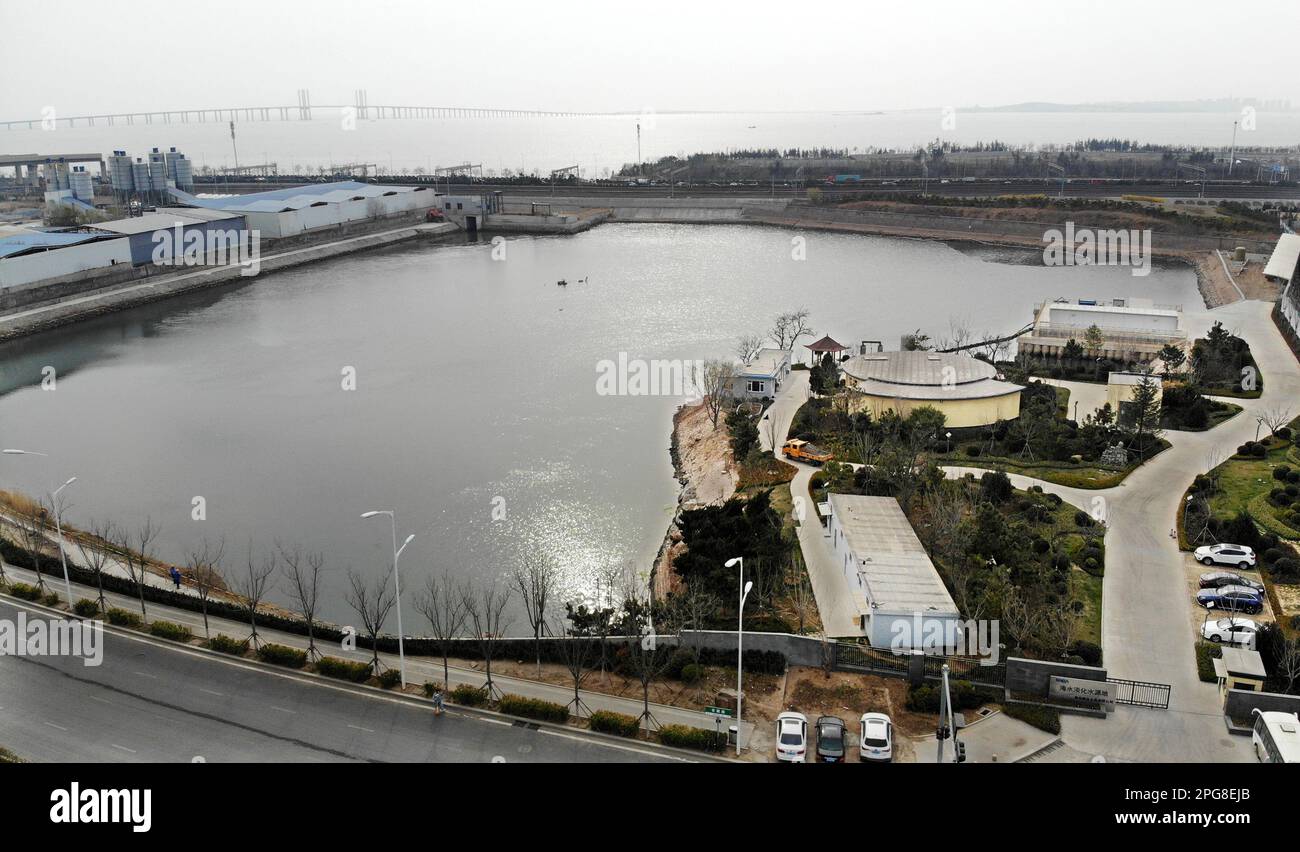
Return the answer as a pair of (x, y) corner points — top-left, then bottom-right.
(43, 722), (68, 731)
(199, 688), (224, 697)
(110, 743), (137, 754)
(133, 671), (158, 679)
(347, 724), (375, 733)
(89, 696), (112, 705)
(270, 706), (296, 714)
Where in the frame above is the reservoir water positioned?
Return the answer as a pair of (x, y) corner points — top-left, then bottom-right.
(0, 224), (1201, 622)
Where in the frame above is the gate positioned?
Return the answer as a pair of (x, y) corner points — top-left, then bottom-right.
(1108, 677), (1171, 710)
(831, 643), (909, 677)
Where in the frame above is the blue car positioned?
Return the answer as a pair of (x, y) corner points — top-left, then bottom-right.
(1196, 585), (1264, 614)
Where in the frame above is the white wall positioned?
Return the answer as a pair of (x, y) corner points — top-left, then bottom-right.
(0, 238), (133, 288)
(1050, 306), (1179, 333)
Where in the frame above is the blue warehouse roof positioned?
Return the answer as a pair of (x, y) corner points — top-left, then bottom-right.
(0, 231), (122, 259)
(170, 181), (430, 214)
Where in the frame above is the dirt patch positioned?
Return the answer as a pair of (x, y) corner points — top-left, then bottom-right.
(1194, 252), (1245, 308)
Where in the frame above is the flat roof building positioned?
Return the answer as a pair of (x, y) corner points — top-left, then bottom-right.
(732, 348), (792, 400)
(0, 229), (132, 288)
(841, 350), (1023, 428)
(83, 210), (249, 266)
(1018, 297), (1187, 364)
(827, 494), (961, 649)
(170, 181), (436, 239)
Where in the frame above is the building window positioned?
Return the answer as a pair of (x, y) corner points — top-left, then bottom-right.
(746, 380), (764, 393)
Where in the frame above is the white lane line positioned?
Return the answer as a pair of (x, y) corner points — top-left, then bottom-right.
(89, 696), (112, 705)
(43, 722), (68, 731)
(133, 671), (158, 679)
(110, 744), (137, 754)
(199, 688), (224, 697)
(346, 724), (375, 733)
(269, 706), (296, 714)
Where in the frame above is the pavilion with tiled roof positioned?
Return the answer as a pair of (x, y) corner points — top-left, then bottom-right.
(804, 334), (849, 365)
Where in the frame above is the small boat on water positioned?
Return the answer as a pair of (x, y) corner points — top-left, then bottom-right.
(557, 279), (568, 286)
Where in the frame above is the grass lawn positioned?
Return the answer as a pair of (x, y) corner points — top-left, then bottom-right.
(1071, 569), (1103, 648)
(934, 438), (1170, 490)
(1206, 431), (1298, 525)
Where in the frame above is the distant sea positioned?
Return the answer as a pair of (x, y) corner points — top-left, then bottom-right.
(2, 110), (1297, 178)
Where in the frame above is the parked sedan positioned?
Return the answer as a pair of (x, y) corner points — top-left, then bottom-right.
(1196, 585), (1264, 614)
(815, 716), (846, 763)
(1201, 617), (1260, 645)
(1195, 543), (1257, 569)
(775, 712), (808, 763)
(1199, 571), (1265, 593)
(859, 713), (893, 763)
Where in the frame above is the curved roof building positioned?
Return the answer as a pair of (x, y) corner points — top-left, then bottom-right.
(841, 350), (1023, 428)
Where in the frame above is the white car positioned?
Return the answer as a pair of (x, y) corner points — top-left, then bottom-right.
(1194, 543), (1256, 569)
(1201, 617), (1260, 646)
(775, 712), (808, 763)
(859, 712), (893, 763)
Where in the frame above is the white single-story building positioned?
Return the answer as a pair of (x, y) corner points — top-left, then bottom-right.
(732, 348), (792, 400)
(169, 181), (437, 239)
(827, 494), (961, 649)
(1018, 297), (1187, 363)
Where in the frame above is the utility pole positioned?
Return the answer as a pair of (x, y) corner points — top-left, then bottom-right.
(636, 120), (642, 174)
(1228, 120), (1238, 177)
(229, 121), (240, 171)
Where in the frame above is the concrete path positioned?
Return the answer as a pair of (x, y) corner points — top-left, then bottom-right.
(911, 711), (1061, 764)
(1042, 377), (1110, 422)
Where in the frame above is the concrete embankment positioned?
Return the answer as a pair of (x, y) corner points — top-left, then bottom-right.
(0, 221), (458, 341)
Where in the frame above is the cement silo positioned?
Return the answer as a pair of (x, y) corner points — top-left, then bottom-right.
(165, 147), (194, 191)
(70, 166), (94, 202)
(131, 158), (151, 200)
(108, 150), (135, 194)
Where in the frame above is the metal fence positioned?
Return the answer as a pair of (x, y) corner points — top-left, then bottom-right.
(1108, 677), (1172, 710)
(925, 654), (1007, 688)
(831, 643), (910, 676)
(830, 643), (1005, 689)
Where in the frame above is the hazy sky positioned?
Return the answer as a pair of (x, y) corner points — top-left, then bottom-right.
(1, 0), (1295, 118)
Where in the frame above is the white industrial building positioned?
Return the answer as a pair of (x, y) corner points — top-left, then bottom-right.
(1265, 234), (1300, 341)
(0, 230), (132, 289)
(1018, 297), (1187, 363)
(171, 181), (437, 239)
(826, 494), (962, 650)
(732, 348), (792, 399)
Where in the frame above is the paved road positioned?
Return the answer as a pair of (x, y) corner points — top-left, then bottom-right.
(0, 598), (698, 763)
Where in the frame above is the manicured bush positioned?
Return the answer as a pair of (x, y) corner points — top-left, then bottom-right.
(498, 694), (569, 723)
(1195, 642), (1221, 683)
(72, 599), (100, 617)
(149, 620), (193, 641)
(680, 663), (704, 684)
(588, 710), (641, 738)
(256, 643), (308, 668)
(377, 669), (403, 689)
(40, 593), (60, 607)
(1070, 641), (1103, 667)
(964, 445), (981, 458)
(980, 470), (1013, 504)
(450, 684), (489, 707)
(1274, 465), (1292, 481)
(105, 608), (143, 628)
(207, 634), (248, 655)
(1074, 511), (1093, 527)
(663, 648), (695, 680)
(906, 680), (989, 712)
(1002, 702), (1061, 735)
(657, 724), (724, 752)
(422, 681), (440, 698)
(6, 583), (41, 601)
(315, 656), (372, 682)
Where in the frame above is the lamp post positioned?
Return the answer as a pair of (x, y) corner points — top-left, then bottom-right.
(945, 431), (952, 454)
(51, 477), (77, 604)
(361, 510), (414, 687)
(725, 556), (752, 756)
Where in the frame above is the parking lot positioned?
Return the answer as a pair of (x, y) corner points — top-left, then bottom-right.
(1182, 552), (1275, 646)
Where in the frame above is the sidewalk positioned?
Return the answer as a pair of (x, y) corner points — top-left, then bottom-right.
(0, 554), (755, 749)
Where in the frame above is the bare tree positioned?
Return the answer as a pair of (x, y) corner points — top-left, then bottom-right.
(235, 545), (276, 649)
(695, 358), (734, 428)
(511, 555), (558, 678)
(279, 543), (324, 660)
(769, 308), (812, 351)
(12, 499), (48, 592)
(1272, 634), (1300, 694)
(346, 567), (396, 675)
(1258, 405), (1293, 439)
(619, 575), (670, 732)
(735, 333), (765, 365)
(463, 581), (512, 698)
(76, 520), (116, 613)
(553, 612), (595, 717)
(786, 551), (817, 635)
(118, 518), (160, 619)
(414, 568), (469, 691)
(186, 538), (226, 639)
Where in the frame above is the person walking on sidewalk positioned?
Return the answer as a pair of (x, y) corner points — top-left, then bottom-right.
(169, 566), (182, 590)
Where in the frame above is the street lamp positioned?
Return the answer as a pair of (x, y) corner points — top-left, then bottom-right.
(361, 510), (414, 687)
(945, 431), (952, 454)
(725, 556), (752, 756)
(51, 477), (77, 604)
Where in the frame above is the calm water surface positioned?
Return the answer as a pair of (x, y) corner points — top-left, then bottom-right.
(0, 224), (1200, 621)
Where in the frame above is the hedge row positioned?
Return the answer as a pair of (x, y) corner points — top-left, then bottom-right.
(588, 710), (640, 737)
(207, 634), (248, 655)
(257, 643), (308, 669)
(451, 684), (489, 706)
(498, 694), (569, 723)
(1001, 702), (1061, 735)
(315, 656), (372, 682)
(149, 620), (192, 642)
(657, 724), (724, 752)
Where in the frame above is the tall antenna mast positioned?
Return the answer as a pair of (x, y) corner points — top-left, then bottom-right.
(230, 121), (240, 171)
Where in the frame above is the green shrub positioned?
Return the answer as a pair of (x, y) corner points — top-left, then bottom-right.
(1070, 641), (1103, 667)
(72, 599), (101, 617)
(377, 669), (403, 689)
(256, 643), (308, 668)
(105, 608), (143, 628)
(1002, 702), (1061, 735)
(588, 710), (641, 738)
(422, 681), (441, 698)
(907, 680), (990, 712)
(680, 663), (704, 684)
(498, 694), (569, 723)
(450, 684), (489, 707)
(315, 656), (372, 682)
(1195, 642), (1222, 683)
(207, 634), (249, 655)
(7, 582), (41, 601)
(149, 620), (193, 641)
(40, 593), (60, 607)
(663, 647), (695, 680)
(657, 724), (724, 752)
